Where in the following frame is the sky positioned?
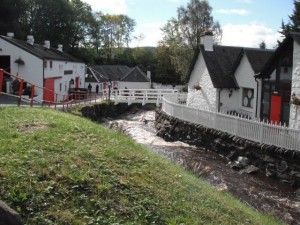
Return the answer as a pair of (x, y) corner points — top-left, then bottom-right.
(82, 0), (295, 49)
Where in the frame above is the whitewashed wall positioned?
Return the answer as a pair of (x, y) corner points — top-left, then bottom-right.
(233, 54), (260, 119)
(0, 38), (43, 97)
(187, 51), (217, 111)
(290, 40), (300, 128)
(119, 81), (150, 89)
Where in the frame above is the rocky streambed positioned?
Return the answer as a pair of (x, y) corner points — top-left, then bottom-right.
(105, 109), (300, 225)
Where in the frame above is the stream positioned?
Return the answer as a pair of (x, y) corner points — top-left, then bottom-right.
(106, 109), (300, 225)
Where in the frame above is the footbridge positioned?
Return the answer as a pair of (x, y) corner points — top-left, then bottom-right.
(113, 89), (179, 106)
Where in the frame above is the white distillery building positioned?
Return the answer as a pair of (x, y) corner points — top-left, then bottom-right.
(0, 33), (86, 102)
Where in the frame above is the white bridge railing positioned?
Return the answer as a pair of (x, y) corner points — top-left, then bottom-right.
(162, 94), (300, 151)
(113, 89), (179, 106)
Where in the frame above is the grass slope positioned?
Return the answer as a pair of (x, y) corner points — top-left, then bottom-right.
(0, 107), (283, 225)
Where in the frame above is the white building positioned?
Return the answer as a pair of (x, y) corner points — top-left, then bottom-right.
(187, 32), (273, 120)
(0, 33), (86, 102)
(86, 65), (151, 93)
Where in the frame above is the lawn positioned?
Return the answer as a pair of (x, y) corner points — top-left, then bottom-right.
(0, 107), (284, 225)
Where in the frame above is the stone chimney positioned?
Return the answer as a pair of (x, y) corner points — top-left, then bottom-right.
(200, 31), (214, 51)
(7, 32), (14, 38)
(57, 44), (63, 52)
(27, 35), (34, 45)
(44, 40), (50, 49)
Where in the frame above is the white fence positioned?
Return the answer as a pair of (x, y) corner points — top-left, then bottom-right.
(162, 94), (300, 151)
(114, 89), (179, 106)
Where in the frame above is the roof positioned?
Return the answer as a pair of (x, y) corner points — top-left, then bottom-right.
(86, 65), (150, 83)
(256, 32), (300, 78)
(192, 45), (242, 88)
(0, 35), (82, 62)
(188, 44), (274, 88)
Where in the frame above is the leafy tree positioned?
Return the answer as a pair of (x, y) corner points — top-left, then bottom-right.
(259, 41), (266, 49)
(0, 0), (28, 38)
(160, 0), (221, 82)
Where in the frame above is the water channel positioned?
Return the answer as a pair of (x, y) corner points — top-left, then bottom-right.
(105, 109), (300, 225)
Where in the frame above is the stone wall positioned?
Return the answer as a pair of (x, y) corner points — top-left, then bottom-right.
(155, 109), (300, 188)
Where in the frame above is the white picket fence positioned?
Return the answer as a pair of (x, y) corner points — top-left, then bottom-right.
(162, 94), (300, 151)
(113, 89), (179, 106)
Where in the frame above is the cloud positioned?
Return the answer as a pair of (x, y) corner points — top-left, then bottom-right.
(221, 23), (283, 49)
(82, 0), (127, 14)
(236, 0), (253, 3)
(217, 9), (249, 15)
(130, 22), (165, 47)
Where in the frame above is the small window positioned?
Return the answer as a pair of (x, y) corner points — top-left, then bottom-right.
(242, 88), (254, 108)
(59, 83), (62, 92)
(44, 61), (47, 68)
(50, 61), (53, 69)
(283, 67), (289, 73)
(59, 64), (63, 72)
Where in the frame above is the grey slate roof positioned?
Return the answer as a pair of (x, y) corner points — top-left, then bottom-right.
(86, 65), (150, 83)
(188, 44), (274, 88)
(0, 35), (82, 62)
(199, 45), (242, 88)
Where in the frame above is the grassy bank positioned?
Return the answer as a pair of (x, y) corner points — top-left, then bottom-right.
(0, 107), (283, 225)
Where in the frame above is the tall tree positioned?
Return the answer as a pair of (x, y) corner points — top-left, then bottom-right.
(280, 0), (300, 37)
(160, 0), (221, 82)
(259, 41), (266, 49)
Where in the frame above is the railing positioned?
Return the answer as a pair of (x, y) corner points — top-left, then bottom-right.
(114, 89), (179, 106)
(0, 69), (103, 110)
(162, 94), (300, 151)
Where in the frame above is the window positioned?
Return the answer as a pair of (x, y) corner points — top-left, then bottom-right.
(283, 67), (289, 73)
(50, 61), (53, 69)
(59, 64), (63, 72)
(64, 70), (73, 75)
(242, 88), (254, 108)
(59, 83), (62, 92)
(44, 61), (47, 68)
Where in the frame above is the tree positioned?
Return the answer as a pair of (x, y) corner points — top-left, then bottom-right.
(280, 0), (300, 37)
(160, 0), (221, 82)
(259, 41), (266, 49)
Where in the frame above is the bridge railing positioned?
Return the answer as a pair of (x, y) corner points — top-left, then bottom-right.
(114, 89), (179, 106)
(0, 69), (103, 110)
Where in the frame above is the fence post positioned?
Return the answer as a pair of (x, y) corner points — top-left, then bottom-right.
(30, 85), (35, 107)
(259, 121), (264, 144)
(0, 69), (3, 93)
(18, 79), (24, 107)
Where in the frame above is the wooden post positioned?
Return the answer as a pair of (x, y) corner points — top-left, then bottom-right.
(18, 79), (24, 107)
(0, 69), (3, 93)
(30, 85), (35, 107)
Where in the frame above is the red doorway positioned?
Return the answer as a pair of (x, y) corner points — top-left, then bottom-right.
(270, 94), (282, 124)
(44, 78), (55, 102)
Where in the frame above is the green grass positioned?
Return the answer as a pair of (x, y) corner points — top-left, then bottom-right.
(0, 107), (284, 225)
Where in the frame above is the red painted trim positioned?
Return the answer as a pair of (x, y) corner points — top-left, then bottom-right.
(0, 69), (3, 93)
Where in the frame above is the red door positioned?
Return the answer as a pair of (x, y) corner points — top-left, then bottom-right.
(44, 78), (55, 102)
(270, 95), (282, 124)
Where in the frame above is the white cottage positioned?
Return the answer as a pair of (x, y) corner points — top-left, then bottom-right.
(187, 32), (273, 120)
(0, 33), (86, 102)
(86, 65), (151, 93)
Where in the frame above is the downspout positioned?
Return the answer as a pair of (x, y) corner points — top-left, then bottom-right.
(255, 76), (259, 118)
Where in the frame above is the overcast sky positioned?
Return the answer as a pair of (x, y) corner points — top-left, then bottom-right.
(82, 0), (294, 49)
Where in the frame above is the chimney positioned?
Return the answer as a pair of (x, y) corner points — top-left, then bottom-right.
(7, 32), (14, 38)
(44, 40), (50, 49)
(27, 35), (34, 45)
(200, 31), (214, 51)
(57, 44), (63, 52)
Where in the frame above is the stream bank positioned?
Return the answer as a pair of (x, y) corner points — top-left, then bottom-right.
(78, 103), (300, 224)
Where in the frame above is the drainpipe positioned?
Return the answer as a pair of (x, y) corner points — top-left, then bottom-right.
(255, 77), (259, 118)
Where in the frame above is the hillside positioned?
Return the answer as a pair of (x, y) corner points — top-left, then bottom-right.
(0, 107), (283, 225)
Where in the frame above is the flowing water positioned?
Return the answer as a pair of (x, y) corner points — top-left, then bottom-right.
(106, 109), (300, 225)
